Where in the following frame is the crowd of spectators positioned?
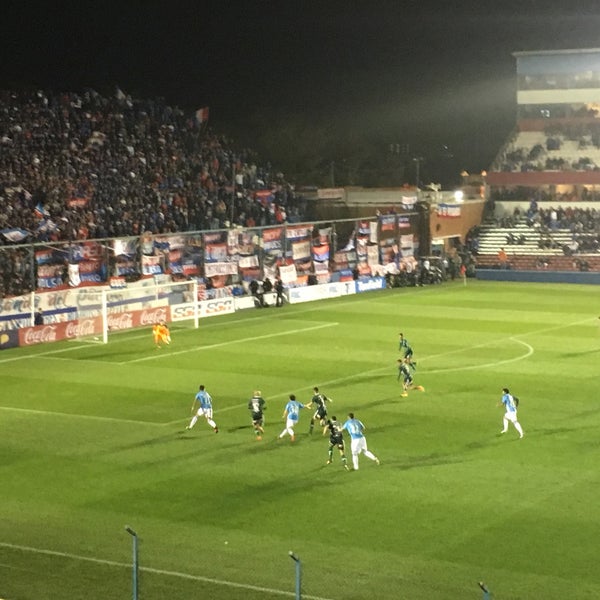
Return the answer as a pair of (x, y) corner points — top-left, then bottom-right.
(0, 88), (313, 298)
(0, 88), (308, 248)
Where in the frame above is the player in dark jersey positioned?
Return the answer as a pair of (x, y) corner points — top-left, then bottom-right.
(398, 332), (417, 370)
(307, 386), (331, 434)
(248, 390), (266, 440)
(397, 358), (424, 397)
(323, 415), (349, 470)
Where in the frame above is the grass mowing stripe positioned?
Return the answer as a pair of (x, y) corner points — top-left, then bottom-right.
(0, 542), (335, 600)
(120, 322), (339, 364)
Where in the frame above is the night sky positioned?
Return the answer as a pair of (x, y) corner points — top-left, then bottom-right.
(3, 1), (600, 186)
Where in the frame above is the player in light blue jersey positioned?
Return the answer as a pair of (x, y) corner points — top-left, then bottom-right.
(186, 385), (219, 433)
(278, 394), (306, 442)
(342, 412), (380, 470)
(498, 387), (523, 439)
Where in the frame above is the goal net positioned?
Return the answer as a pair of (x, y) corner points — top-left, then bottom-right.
(68, 279), (199, 343)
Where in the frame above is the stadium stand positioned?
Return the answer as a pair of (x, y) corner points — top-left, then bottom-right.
(0, 89), (307, 244)
(0, 89), (309, 297)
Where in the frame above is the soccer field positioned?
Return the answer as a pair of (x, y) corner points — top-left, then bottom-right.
(1, 280), (599, 600)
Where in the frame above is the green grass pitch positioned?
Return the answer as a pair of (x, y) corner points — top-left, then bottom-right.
(1, 280), (600, 599)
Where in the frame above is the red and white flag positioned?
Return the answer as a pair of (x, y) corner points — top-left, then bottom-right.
(195, 107), (210, 124)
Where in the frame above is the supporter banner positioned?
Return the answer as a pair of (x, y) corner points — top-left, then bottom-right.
(437, 203), (461, 217)
(167, 249), (183, 274)
(313, 261), (330, 283)
(204, 262), (239, 277)
(279, 263), (297, 284)
(379, 238), (396, 265)
(204, 232), (225, 244)
(204, 243), (228, 263)
(379, 214), (396, 232)
(318, 227), (331, 243)
(229, 229), (258, 256)
(113, 238), (137, 257)
(69, 241), (105, 263)
(401, 234), (414, 257)
(115, 259), (137, 276)
(286, 226), (311, 240)
(262, 227), (284, 251)
(333, 250), (357, 271)
(239, 255), (259, 269)
(398, 215), (411, 229)
(142, 255), (163, 275)
(68, 263), (81, 287)
(367, 244), (379, 267)
(35, 247), (68, 265)
(292, 240), (311, 261)
(357, 221), (371, 236)
(37, 264), (65, 289)
(370, 220), (378, 242)
(312, 244), (330, 262)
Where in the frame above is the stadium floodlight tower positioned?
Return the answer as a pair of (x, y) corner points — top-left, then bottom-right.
(289, 551), (302, 600)
(125, 526), (139, 600)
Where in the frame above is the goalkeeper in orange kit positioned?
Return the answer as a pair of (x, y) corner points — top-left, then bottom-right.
(153, 321), (171, 348)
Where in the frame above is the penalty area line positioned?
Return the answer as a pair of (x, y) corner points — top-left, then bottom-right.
(120, 322), (339, 364)
(0, 542), (335, 600)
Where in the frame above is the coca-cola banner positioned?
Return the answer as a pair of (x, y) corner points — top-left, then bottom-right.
(107, 306), (170, 332)
(18, 317), (103, 346)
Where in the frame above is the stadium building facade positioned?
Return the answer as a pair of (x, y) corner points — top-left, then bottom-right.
(488, 48), (600, 197)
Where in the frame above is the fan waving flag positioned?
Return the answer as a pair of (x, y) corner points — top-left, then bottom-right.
(195, 107), (210, 124)
(1, 228), (30, 243)
(34, 203), (50, 219)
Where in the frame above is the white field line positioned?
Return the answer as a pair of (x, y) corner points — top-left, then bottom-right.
(119, 322), (339, 365)
(0, 405), (163, 426)
(0, 541), (335, 600)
